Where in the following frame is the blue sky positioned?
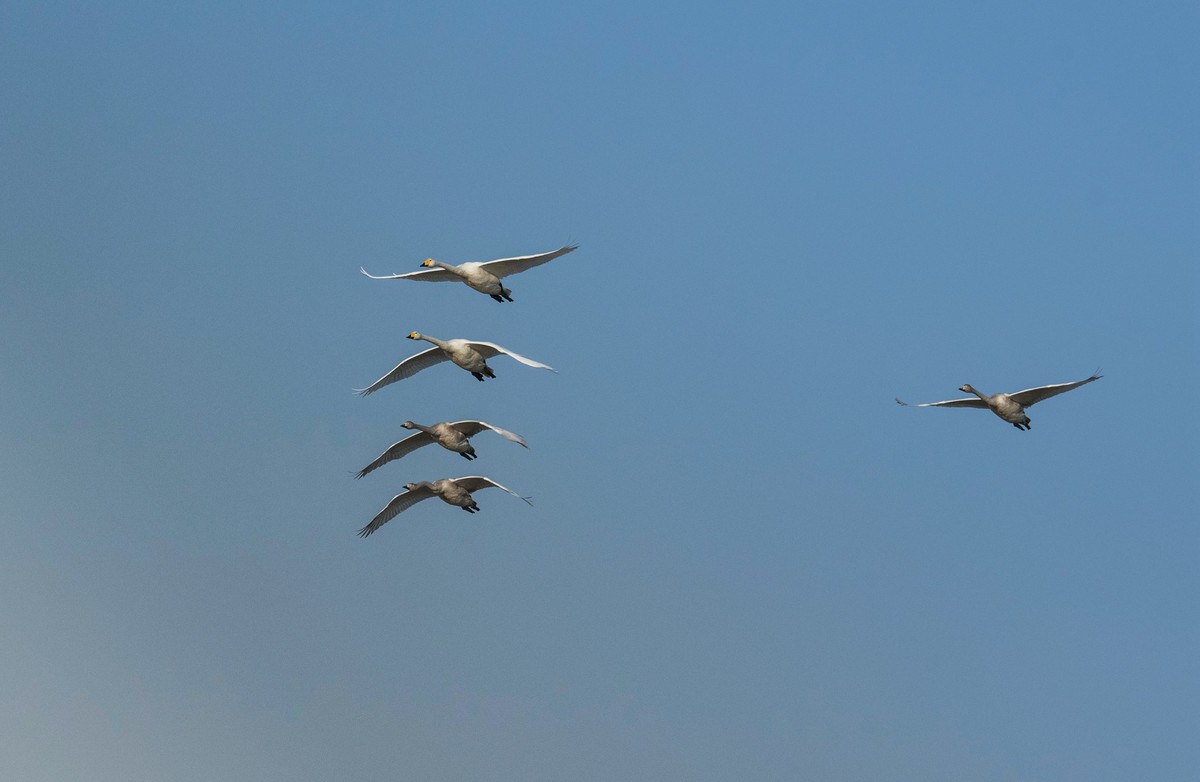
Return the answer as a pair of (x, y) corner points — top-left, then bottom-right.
(2, 2), (1197, 779)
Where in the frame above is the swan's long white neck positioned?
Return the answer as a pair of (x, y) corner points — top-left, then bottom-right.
(405, 421), (436, 435)
(412, 332), (449, 349)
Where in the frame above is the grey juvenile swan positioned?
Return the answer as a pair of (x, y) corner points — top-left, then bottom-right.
(358, 476), (533, 537)
(355, 331), (556, 394)
(896, 371), (1102, 430)
(355, 420), (529, 478)
(360, 243), (578, 302)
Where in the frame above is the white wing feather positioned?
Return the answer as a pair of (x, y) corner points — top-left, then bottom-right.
(476, 244), (578, 278)
(354, 347), (448, 396)
(360, 266), (461, 282)
(465, 341), (556, 372)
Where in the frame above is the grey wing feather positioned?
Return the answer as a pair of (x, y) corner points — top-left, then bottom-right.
(453, 476), (534, 506)
(360, 266), (461, 282)
(355, 432), (435, 479)
(450, 421), (529, 448)
(895, 396), (989, 409)
(354, 347), (447, 396)
(477, 244), (578, 278)
(1007, 372), (1102, 407)
(358, 487), (435, 537)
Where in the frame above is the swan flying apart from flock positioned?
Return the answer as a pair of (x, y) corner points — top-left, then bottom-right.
(358, 476), (533, 537)
(355, 420), (528, 478)
(355, 331), (556, 394)
(896, 371), (1102, 430)
(360, 243), (578, 302)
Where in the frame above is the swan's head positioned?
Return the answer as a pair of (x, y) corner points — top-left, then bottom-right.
(421, 259), (436, 267)
(401, 420), (416, 429)
(403, 482), (420, 492)
(407, 331), (421, 340)
(959, 384), (977, 394)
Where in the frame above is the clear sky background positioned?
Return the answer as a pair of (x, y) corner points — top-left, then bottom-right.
(2, 2), (1196, 780)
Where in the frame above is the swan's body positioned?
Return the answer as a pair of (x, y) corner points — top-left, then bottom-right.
(355, 420), (528, 477)
(360, 243), (578, 302)
(896, 371), (1102, 430)
(355, 331), (556, 394)
(358, 476), (533, 537)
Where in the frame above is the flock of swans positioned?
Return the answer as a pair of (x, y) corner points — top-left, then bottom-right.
(350, 240), (1103, 537)
(353, 244), (576, 537)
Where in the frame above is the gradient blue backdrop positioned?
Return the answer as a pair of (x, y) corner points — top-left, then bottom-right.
(2, 2), (1197, 780)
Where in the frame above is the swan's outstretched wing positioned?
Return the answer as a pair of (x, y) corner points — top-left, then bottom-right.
(360, 266), (461, 282)
(354, 347), (447, 396)
(477, 244), (578, 278)
(450, 421), (529, 448)
(895, 396), (989, 409)
(354, 432), (435, 479)
(358, 485), (437, 537)
(1007, 371), (1102, 407)
(453, 476), (534, 505)
(465, 341), (557, 372)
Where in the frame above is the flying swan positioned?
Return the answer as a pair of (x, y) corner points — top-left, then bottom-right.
(358, 476), (533, 537)
(360, 243), (578, 302)
(896, 371), (1102, 430)
(355, 332), (556, 394)
(355, 420), (529, 478)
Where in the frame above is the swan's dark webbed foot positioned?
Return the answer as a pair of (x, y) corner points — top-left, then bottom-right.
(501, 290), (513, 302)
(471, 372), (487, 381)
(482, 367), (496, 379)
(459, 450), (477, 460)
(1012, 423), (1026, 431)
(463, 505), (478, 513)
(490, 294), (505, 303)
